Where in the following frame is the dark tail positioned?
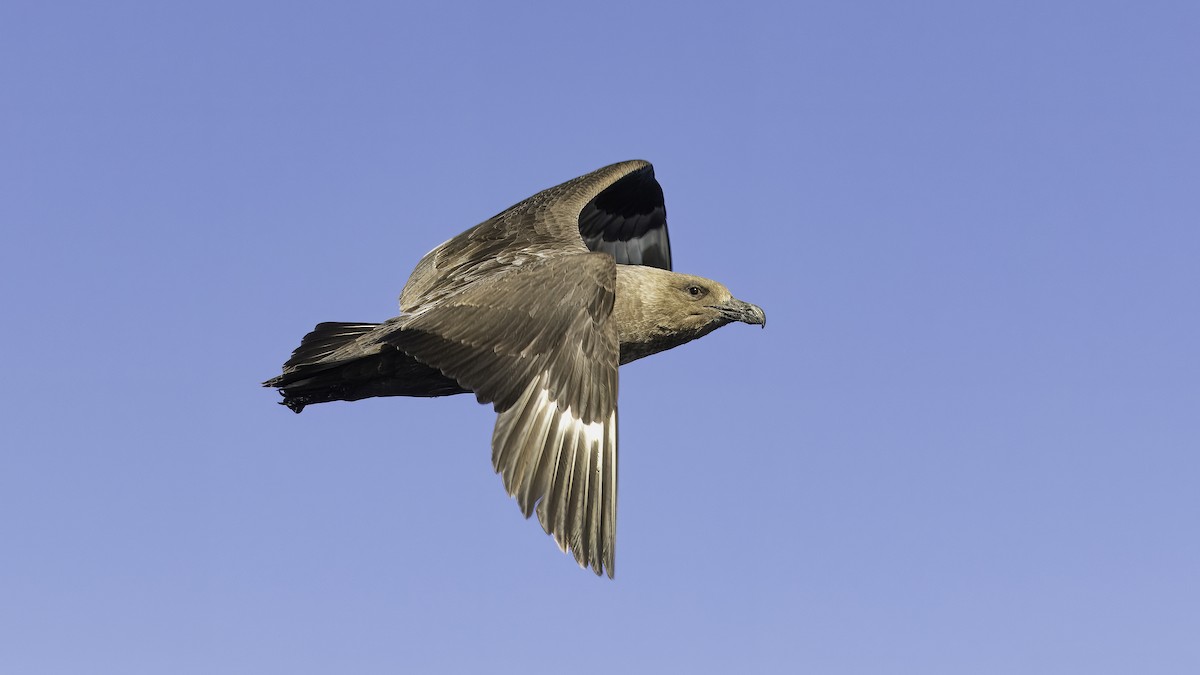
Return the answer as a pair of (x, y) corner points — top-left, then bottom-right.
(263, 322), (468, 413)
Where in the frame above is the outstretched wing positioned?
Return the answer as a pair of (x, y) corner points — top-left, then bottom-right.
(385, 253), (620, 577)
(400, 160), (672, 313)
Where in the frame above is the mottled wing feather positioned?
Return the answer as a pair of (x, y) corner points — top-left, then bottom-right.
(400, 160), (670, 312)
(384, 254), (620, 577)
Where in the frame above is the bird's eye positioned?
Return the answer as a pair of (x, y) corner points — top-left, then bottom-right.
(686, 285), (704, 297)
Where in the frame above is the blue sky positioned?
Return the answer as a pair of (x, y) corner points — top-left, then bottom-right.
(3, 1), (1197, 673)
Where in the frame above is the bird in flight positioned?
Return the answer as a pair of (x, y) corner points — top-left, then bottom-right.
(264, 160), (765, 578)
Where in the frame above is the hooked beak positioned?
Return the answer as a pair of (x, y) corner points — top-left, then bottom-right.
(711, 298), (766, 328)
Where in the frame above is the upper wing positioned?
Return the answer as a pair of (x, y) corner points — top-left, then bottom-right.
(400, 160), (672, 313)
(577, 163), (671, 270)
(384, 253), (620, 577)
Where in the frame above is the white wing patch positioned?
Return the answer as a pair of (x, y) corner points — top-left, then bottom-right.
(491, 371), (618, 577)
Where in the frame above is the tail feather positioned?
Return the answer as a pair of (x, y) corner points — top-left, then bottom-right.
(283, 322), (380, 369)
(264, 321), (468, 413)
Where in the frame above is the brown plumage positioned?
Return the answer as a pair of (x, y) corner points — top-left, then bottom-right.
(264, 160), (765, 578)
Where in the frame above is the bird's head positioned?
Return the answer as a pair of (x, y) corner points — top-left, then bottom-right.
(614, 266), (765, 363)
(668, 272), (767, 331)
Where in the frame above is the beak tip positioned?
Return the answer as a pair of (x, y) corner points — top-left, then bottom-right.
(716, 299), (767, 327)
(742, 301), (766, 328)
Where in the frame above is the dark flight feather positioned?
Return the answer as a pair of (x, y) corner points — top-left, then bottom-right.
(577, 164), (672, 270)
